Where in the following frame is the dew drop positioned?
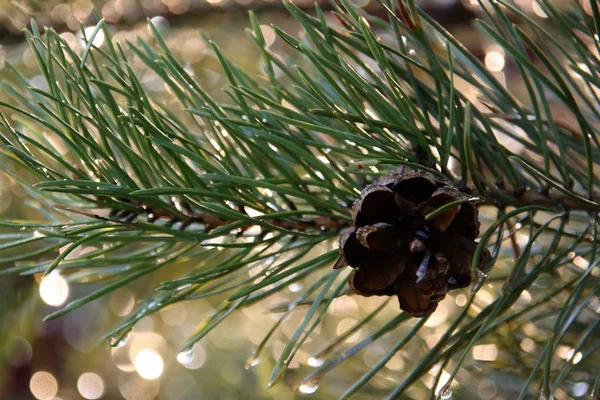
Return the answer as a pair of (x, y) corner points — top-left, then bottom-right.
(146, 299), (163, 310)
(437, 387), (453, 400)
(177, 347), (195, 365)
(261, 117), (268, 123)
(109, 331), (131, 348)
(288, 283), (303, 293)
(298, 380), (319, 394)
(242, 115), (249, 121)
(537, 389), (555, 400)
(245, 352), (261, 369)
(307, 357), (324, 367)
(32, 230), (46, 239)
(471, 269), (488, 293)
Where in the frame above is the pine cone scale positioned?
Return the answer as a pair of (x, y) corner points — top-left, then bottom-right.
(356, 222), (404, 252)
(348, 253), (407, 295)
(353, 186), (402, 226)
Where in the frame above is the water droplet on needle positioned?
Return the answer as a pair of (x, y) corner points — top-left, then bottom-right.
(299, 380), (319, 394)
(177, 347), (195, 365)
(245, 352), (261, 369)
(109, 331), (131, 348)
(307, 357), (324, 367)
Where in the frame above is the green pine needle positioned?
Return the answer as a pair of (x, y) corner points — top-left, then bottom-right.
(1, 0), (599, 398)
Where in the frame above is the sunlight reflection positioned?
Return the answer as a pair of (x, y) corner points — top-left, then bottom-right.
(472, 344), (499, 361)
(30, 371), (58, 400)
(485, 48), (505, 72)
(177, 344), (206, 370)
(77, 372), (105, 399)
(39, 272), (69, 306)
(119, 373), (160, 400)
(135, 349), (164, 380)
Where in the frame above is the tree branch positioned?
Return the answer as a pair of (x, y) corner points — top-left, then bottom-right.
(482, 187), (600, 212)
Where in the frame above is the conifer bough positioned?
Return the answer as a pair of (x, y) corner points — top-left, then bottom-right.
(1, 0), (600, 398)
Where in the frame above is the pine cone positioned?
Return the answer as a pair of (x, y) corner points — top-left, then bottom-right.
(336, 167), (491, 317)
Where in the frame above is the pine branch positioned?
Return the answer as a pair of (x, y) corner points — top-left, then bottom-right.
(482, 186), (600, 212)
(1, 0), (600, 398)
(54, 200), (351, 233)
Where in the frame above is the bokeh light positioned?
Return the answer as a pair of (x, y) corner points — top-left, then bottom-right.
(521, 338), (536, 352)
(336, 318), (361, 342)
(127, 331), (167, 364)
(119, 373), (160, 400)
(77, 372), (105, 399)
(385, 353), (404, 371)
(134, 349), (164, 380)
(112, 344), (136, 373)
(572, 382), (589, 397)
(532, 1), (548, 18)
(39, 273), (69, 306)
(109, 288), (136, 317)
(259, 24), (276, 47)
(29, 371), (58, 400)
(424, 303), (448, 327)
(160, 302), (187, 326)
(472, 344), (499, 361)
(477, 379), (497, 400)
(162, 373), (201, 399)
(485, 46), (506, 72)
(101, 1), (124, 23)
(5, 336), (33, 367)
(454, 294), (467, 307)
(77, 26), (106, 48)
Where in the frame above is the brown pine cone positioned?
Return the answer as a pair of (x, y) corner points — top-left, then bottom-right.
(336, 167), (491, 317)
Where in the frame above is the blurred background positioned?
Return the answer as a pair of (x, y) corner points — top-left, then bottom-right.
(1, 0), (594, 400)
